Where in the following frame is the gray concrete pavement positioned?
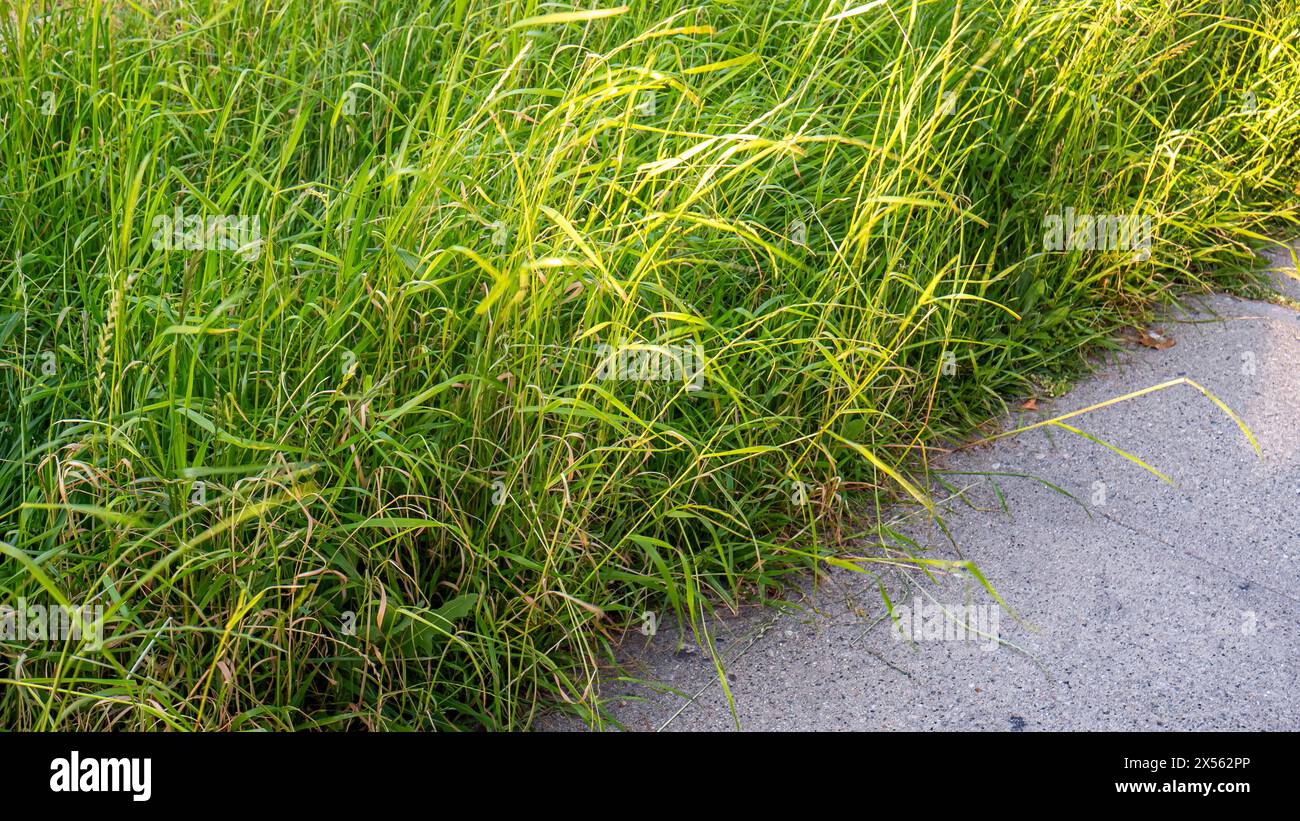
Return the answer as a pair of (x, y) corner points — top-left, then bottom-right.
(553, 243), (1300, 731)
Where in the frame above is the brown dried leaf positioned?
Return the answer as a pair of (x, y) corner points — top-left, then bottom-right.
(1136, 328), (1176, 350)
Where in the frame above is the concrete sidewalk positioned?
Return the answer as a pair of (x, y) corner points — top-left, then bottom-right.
(559, 243), (1300, 731)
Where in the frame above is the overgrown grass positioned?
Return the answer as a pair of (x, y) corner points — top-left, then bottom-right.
(1, 0), (1297, 730)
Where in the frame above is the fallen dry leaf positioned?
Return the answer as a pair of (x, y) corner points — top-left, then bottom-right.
(1136, 327), (1176, 350)
(1021, 398), (1039, 410)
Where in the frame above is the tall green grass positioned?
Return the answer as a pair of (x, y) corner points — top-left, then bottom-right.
(1, 0), (1297, 729)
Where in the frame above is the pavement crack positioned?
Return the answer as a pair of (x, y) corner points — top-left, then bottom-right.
(1098, 510), (1300, 606)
